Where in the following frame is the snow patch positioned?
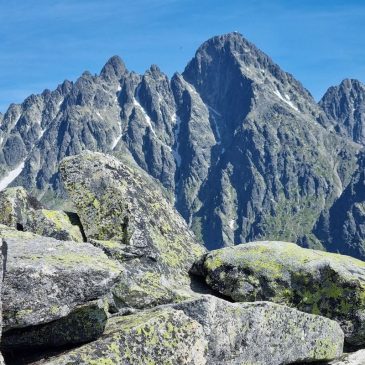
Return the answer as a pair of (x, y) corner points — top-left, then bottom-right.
(56, 99), (64, 111)
(111, 133), (123, 150)
(229, 219), (235, 230)
(273, 89), (299, 112)
(38, 128), (46, 140)
(0, 160), (26, 191)
(133, 86), (156, 136)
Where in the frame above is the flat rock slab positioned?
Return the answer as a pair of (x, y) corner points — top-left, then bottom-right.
(34, 295), (343, 365)
(32, 307), (207, 365)
(193, 240), (365, 346)
(0, 224), (121, 331)
(172, 295), (344, 365)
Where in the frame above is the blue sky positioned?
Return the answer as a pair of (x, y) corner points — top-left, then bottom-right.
(0, 0), (365, 112)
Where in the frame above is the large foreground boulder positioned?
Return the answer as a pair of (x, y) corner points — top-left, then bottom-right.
(172, 295), (343, 365)
(0, 186), (84, 242)
(0, 224), (121, 349)
(36, 295), (343, 365)
(193, 240), (365, 346)
(60, 152), (206, 309)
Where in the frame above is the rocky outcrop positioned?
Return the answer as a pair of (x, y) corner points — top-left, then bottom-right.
(0, 186), (84, 242)
(0, 33), (360, 252)
(320, 79), (365, 145)
(60, 152), (205, 309)
(0, 224), (121, 349)
(193, 240), (365, 346)
(34, 296), (344, 365)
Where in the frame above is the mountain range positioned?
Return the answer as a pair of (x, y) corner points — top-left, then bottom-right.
(1, 32), (365, 258)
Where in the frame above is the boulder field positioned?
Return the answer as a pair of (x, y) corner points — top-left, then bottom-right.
(192, 241), (365, 347)
(0, 151), (362, 364)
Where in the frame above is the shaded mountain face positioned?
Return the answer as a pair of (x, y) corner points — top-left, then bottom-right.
(313, 151), (365, 261)
(310, 80), (365, 260)
(320, 79), (365, 145)
(0, 32), (361, 250)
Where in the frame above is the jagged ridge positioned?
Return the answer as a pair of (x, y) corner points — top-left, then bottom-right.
(0, 32), (362, 253)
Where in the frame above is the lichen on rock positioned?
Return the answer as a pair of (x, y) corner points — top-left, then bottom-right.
(34, 295), (344, 365)
(32, 307), (207, 365)
(60, 152), (206, 310)
(0, 186), (84, 242)
(193, 240), (365, 346)
(0, 224), (121, 348)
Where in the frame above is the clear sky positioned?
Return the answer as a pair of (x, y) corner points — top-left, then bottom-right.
(1, 0), (365, 113)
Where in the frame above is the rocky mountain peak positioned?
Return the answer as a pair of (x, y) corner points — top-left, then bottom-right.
(190, 32), (254, 58)
(56, 79), (74, 95)
(100, 55), (127, 82)
(320, 78), (365, 144)
(148, 64), (162, 75)
(0, 32), (360, 254)
(182, 32), (320, 123)
(341, 78), (364, 88)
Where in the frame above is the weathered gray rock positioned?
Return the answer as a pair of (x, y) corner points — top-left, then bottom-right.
(172, 295), (343, 365)
(193, 240), (365, 346)
(37, 295), (344, 365)
(32, 307), (207, 365)
(0, 186), (84, 242)
(327, 350), (365, 364)
(60, 151), (206, 310)
(2, 299), (108, 350)
(0, 224), (121, 348)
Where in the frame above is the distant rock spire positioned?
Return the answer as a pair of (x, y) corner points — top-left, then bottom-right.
(100, 55), (127, 81)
